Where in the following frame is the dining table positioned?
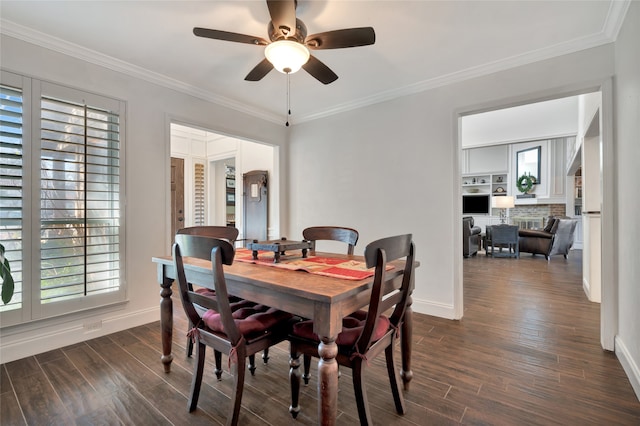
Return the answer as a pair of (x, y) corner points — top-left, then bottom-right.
(152, 249), (415, 426)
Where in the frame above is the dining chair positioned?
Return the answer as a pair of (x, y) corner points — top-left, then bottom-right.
(177, 225), (239, 242)
(300, 225), (360, 383)
(288, 234), (415, 425)
(177, 226), (240, 362)
(303, 226), (359, 255)
(173, 234), (294, 425)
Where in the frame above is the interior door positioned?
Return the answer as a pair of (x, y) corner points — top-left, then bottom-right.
(243, 170), (268, 244)
(171, 157), (185, 239)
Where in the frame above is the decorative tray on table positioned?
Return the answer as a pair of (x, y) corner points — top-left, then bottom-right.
(246, 238), (313, 263)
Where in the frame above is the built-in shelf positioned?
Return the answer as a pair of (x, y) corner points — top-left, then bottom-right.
(574, 168), (582, 216)
(462, 172), (508, 216)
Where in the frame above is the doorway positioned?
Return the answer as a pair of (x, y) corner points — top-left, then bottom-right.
(170, 157), (184, 238)
(169, 122), (278, 243)
(209, 157), (236, 227)
(459, 89), (612, 349)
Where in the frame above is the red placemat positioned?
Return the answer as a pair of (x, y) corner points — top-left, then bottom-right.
(234, 249), (392, 281)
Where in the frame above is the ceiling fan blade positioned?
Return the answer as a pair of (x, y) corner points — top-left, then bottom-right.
(193, 27), (268, 45)
(267, 0), (297, 38)
(306, 27), (375, 49)
(302, 55), (338, 85)
(245, 58), (274, 81)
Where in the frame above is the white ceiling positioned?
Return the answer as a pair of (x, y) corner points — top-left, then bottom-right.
(0, 1), (629, 125)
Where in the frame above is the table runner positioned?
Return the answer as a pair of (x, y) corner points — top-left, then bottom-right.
(234, 248), (391, 281)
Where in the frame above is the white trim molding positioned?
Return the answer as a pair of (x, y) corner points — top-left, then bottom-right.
(616, 335), (640, 401)
(1, 1), (631, 125)
(0, 307), (159, 364)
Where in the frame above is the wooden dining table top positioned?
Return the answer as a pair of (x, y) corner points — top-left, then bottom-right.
(152, 251), (409, 319)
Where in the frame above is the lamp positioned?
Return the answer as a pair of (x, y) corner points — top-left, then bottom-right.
(265, 40), (310, 74)
(492, 196), (515, 224)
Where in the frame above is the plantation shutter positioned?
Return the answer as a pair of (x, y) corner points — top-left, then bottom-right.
(1, 74), (126, 325)
(0, 82), (24, 313)
(194, 162), (205, 226)
(39, 93), (122, 306)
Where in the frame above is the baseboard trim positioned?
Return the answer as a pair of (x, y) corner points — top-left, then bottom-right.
(0, 307), (159, 363)
(411, 297), (456, 319)
(583, 277), (592, 300)
(615, 335), (640, 401)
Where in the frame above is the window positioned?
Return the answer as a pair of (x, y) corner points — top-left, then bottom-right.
(194, 162), (205, 226)
(0, 79), (24, 314)
(0, 71), (126, 325)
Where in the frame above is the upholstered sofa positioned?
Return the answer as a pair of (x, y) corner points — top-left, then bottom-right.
(518, 216), (578, 260)
(463, 216), (482, 257)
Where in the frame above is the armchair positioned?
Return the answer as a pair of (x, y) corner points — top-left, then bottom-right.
(518, 216), (578, 260)
(463, 216), (482, 257)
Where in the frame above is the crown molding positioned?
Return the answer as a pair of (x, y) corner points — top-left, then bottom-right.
(296, 4), (629, 124)
(2, 0), (630, 126)
(0, 19), (282, 125)
(602, 0), (632, 40)
(296, 0), (631, 123)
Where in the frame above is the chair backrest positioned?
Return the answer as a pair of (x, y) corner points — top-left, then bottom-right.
(462, 217), (474, 238)
(177, 226), (239, 242)
(173, 234), (242, 344)
(302, 226), (359, 255)
(357, 234), (415, 354)
(549, 219), (578, 255)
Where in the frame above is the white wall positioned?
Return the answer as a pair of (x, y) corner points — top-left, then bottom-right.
(577, 92), (602, 147)
(0, 34), (286, 362)
(613, 0), (640, 399)
(461, 96), (579, 148)
(462, 144), (508, 174)
(289, 44), (615, 321)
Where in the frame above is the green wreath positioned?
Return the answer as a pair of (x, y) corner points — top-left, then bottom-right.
(516, 174), (534, 194)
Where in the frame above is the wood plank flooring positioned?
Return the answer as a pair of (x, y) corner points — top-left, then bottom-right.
(2, 250), (640, 425)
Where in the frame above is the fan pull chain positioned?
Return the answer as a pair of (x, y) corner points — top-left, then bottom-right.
(285, 71), (291, 127)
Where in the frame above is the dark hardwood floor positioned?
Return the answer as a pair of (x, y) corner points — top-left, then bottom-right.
(2, 250), (640, 425)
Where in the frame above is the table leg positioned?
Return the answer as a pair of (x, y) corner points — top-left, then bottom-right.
(160, 275), (174, 373)
(317, 338), (339, 426)
(400, 295), (414, 391)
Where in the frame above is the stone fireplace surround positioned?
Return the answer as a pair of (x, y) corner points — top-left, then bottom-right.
(507, 203), (568, 228)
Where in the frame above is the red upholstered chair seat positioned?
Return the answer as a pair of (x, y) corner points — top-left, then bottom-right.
(195, 287), (242, 303)
(203, 301), (293, 338)
(291, 310), (390, 347)
(194, 287), (281, 371)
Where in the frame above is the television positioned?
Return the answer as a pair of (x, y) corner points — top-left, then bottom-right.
(463, 194), (490, 215)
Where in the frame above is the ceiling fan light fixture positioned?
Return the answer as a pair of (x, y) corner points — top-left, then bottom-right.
(265, 40), (310, 74)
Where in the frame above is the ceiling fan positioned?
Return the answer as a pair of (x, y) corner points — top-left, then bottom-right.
(193, 0), (375, 84)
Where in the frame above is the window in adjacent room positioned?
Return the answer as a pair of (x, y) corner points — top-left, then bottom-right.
(194, 162), (205, 226)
